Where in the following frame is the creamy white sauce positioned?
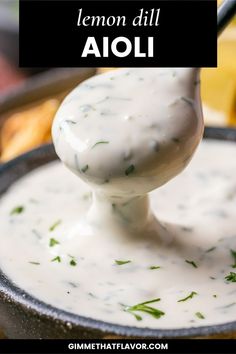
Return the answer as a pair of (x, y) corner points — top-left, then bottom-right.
(0, 140), (236, 329)
(1, 68), (235, 330)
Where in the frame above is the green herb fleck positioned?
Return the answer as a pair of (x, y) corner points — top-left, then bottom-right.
(70, 259), (77, 266)
(225, 272), (236, 282)
(125, 311), (142, 321)
(185, 260), (198, 268)
(92, 141), (109, 149)
(210, 276), (216, 280)
(206, 247), (216, 253)
(230, 249), (236, 268)
(68, 255), (77, 266)
(49, 238), (60, 247)
(81, 165), (89, 173)
(49, 220), (61, 232)
(51, 256), (61, 263)
(178, 291), (198, 302)
(213, 294), (217, 298)
(195, 312), (205, 319)
(125, 164), (135, 176)
(10, 206), (24, 215)
(123, 298), (164, 321)
(115, 260), (131, 265)
(149, 266), (161, 270)
(29, 261), (40, 265)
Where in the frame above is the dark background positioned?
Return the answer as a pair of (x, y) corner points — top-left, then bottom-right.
(19, 0), (217, 68)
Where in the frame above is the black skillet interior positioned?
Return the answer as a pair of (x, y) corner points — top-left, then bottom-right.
(0, 127), (236, 339)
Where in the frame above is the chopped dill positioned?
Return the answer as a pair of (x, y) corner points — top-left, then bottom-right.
(70, 259), (77, 266)
(178, 291), (198, 302)
(115, 260), (131, 265)
(10, 206), (24, 215)
(92, 141), (109, 149)
(230, 249), (236, 268)
(149, 266), (161, 270)
(185, 260), (198, 268)
(225, 272), (236, 282)
(49, 220), (61, 232)
(122, 298), (164, 321)
(49, 238), (60, 247)
(195, 312), (205, 319)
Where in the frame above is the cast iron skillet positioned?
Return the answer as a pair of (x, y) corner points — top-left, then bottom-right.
(0, 127), (236, 339)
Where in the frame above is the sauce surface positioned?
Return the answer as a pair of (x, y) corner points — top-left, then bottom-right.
(0, 140), (236, 329)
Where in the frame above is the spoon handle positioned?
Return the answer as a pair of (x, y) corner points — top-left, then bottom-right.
(218, 0), (236, 36)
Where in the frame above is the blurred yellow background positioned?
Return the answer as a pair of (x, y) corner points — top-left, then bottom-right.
(201, 0), (236, 126)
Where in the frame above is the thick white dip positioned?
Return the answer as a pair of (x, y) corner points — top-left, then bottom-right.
(0, 69), (235, 329)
